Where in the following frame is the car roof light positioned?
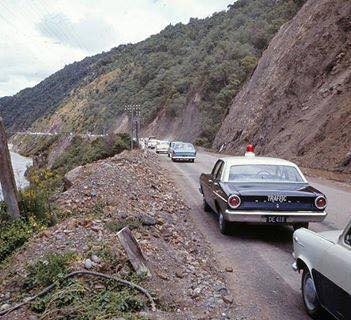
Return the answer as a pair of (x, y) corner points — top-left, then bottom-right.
(245, 144), (255, 157)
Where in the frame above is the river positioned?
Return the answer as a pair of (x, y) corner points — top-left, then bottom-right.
(0, 150), (33, 200)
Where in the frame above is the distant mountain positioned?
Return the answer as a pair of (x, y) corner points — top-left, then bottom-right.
(0, 0), (304, 146)
(214, 0), (351, 173)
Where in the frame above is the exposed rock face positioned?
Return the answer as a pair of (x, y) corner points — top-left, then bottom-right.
(214, 0), (351, 173)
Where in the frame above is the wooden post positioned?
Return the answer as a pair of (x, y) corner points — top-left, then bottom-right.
(0, 117), (20, 220)
(117, 227), (151, 277)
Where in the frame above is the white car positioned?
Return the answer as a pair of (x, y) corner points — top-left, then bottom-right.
(156, 141), (169, 154)
(147, 138), (158, 149)
(292, 219), (351, 319)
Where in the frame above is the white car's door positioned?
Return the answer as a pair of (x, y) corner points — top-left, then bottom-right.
(314, 226), (351, 319)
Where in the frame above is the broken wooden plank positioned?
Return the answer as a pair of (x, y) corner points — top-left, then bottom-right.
(117, 226), (151, 277)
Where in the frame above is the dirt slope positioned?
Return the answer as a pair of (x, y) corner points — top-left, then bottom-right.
(214, 0), (351, 174)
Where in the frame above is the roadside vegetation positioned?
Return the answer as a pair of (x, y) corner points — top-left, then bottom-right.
(52, 133), (130, 173)
(0, 133), (130, 265)
(0, 168), (61, 263)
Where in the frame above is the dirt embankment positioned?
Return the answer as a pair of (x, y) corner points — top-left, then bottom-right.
(0, 151), (232, 319)
(214, 0), (351, 175)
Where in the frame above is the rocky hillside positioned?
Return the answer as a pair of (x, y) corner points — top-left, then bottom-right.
(214, 0), (351, 173)
(1, 0), (304, 146)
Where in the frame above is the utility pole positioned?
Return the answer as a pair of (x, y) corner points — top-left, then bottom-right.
(124, 105), (141, 150)
(0, 118), (20, 220)
(135, 108), (141, 146)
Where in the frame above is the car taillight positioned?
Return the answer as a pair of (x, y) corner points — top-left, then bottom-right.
(315, 196), (327, 209)
(228, 195), (241, 209)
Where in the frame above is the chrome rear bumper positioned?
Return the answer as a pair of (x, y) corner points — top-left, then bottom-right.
(172, 156), (195, 160)
(223, 210), (327, 223)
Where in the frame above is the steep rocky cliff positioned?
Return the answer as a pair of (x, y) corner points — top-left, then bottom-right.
(214, 0), (351, 173)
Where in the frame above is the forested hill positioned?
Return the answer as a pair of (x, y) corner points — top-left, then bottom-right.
(0, 0), (304, 145)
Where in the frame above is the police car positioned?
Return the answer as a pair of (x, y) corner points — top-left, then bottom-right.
(199, 145), (327, 234)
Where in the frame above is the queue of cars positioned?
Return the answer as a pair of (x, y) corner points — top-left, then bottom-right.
(199, 144), (350, 319)
(146, 137), (197, 162)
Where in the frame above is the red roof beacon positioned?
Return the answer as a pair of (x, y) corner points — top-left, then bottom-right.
(245, 144), (255, 157)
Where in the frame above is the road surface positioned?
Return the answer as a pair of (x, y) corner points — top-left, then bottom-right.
(159, 151), (348, 320)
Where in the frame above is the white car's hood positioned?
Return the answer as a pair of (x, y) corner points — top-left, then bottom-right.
(318, 230), (343, 244)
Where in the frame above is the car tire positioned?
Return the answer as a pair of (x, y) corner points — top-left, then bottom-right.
(219, 211), (231, 235)
(293, 223), (309, 231)
(302, 268), (323, 318)
(203, 198), (212, 212)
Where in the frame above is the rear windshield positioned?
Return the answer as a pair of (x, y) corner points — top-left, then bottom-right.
(174, 143), (195, 150)
(228, 164), (304, 183)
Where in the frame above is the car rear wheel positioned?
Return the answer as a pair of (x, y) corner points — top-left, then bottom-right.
(203, 198), (212, 212)
(293, 223), (309, 231)
(302, 268), (323, 318)
(219, 211), (231, 235)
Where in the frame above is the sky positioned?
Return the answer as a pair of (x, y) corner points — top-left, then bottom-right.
(0, 0), (234, 97)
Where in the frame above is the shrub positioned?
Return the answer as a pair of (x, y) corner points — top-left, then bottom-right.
(24, 252), (76, 289)
(0, 217), (43, 263)
(0, 168), (62, 263)
(52, 133), (130, 173)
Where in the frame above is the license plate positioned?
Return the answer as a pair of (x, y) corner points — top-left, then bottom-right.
(266, 216), (287, 223)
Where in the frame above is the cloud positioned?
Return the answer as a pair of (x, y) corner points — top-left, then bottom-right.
(0, 0), (234, 97)
(37, 13), (119, 53)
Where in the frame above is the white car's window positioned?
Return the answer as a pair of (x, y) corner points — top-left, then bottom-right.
(228, 164), (304, 183)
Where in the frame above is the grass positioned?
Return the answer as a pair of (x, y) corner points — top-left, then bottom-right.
(106, 218), (142, 233)
(24, 252), (77, 289)
(23, 253), (149, 320)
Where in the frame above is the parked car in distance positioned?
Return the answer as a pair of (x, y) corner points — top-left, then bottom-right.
(147, 137), (158, 149)
(156, 140), (169, 154)
(292, 218), (351, 319)
(199, 145), (327, 234)
(168, 141), (182, 157)
(171, 142), (196, 162)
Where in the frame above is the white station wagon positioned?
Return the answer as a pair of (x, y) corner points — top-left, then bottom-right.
(292, 219), (351, 319)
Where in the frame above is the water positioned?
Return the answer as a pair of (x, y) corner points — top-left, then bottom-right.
(0, 150), (33, 200)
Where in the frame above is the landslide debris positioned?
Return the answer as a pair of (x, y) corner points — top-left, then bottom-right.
(214, 0), (351, 175)
(0, 151), (230, 319)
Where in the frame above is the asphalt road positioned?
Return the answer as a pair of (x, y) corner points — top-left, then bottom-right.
(159, 151), (349, 320)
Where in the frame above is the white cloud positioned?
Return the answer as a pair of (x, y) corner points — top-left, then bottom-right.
(0, 0), (234, 97)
